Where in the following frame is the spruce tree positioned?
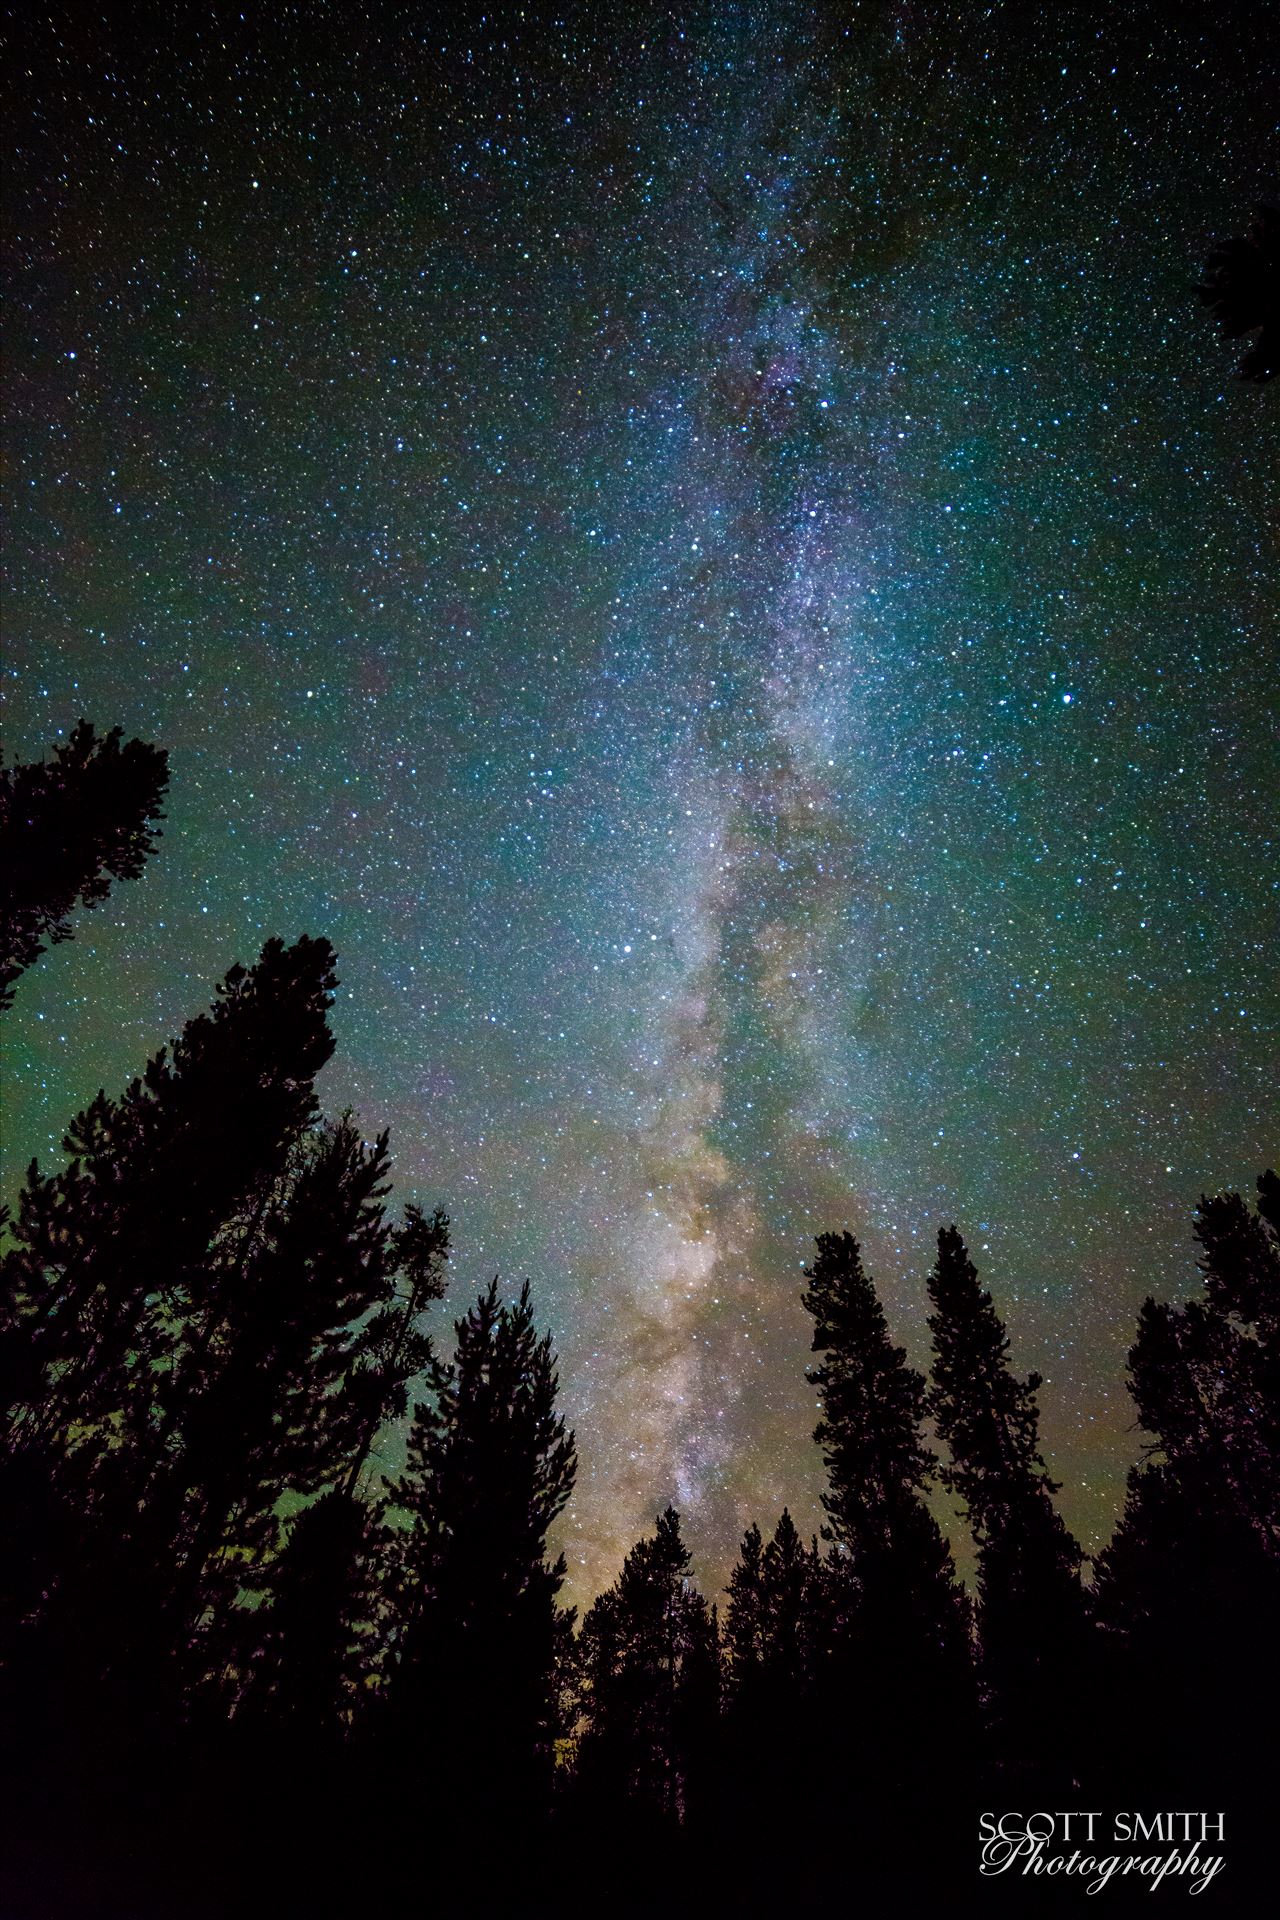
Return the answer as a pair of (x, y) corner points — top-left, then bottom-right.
(0, 719), (168, 1010)
(926, 1225), (1086, 1782)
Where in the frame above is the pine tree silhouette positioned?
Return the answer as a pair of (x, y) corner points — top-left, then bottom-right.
(1, 935), (337, 1462)
(385, 1277), (576, 1851)
(235, 1211), (450, 1770)
(248, 1488), (378, 1738)
(1092, 1172), (1280, 1797)
(1, 937), (340, 1734)
(926, 1225), (1087, 1784)
(725, 1508), (825, 1710)
(801, 1230), (974, 1802)
(134, 1118), (438, 1700)
(574, 1506), (721, 1834)
(0, 720), (168, 1010)
(0, 935), (348, 1909)
(1198, 204), (1279, 382)
(338, 1202), (449, 1500)
(1195, 1167), (1280, 1352)
(721, 1508), (827, 1873)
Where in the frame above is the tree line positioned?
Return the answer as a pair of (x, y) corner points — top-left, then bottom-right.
(1, 724), (1276, 1916)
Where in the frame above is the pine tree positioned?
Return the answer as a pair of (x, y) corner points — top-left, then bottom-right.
(1105, 1172), (1280, 1553)
(132, 1118), (439, 1696)
(0, 935), (357, 1900)
(1093, 1173), (1280, 1795)
(805, 1232), (937, 1543)
(0, 935), (339, 1731)
(245, 1488), (377, 1739)
(1, 934), (337, 1461)
(724, 1521), (765, 1681)
(926, 1225), (1086, 1782)
(149, 1145), (446, 1919)
(338, 1202), (449, 1500)
(387, 1278), (576, 1824)
(240, 1194), (450, 1733)
(0, 945), (457, 1846)
(574, 1507), (721, 1831)
(757, 1509), (822, 1697)
(801, 1230), (973, 1795)
(0, 719), (168, 1010)
(725, 1508), (822, 1708)
(1195, 1169), (1280, 1354)
(720, 1508), (826, 1864)
(803, 1231), (968, 1612)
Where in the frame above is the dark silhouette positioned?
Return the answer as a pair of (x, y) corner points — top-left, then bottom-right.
(1092, 1171), (1280, 1808)
(1, 935), (336, 1460)
(238, 1206), (449, 1768)
(1, 722), (1276, 1912)
(0, 932), (340, 1768)
(0, 720), (169, 1010)
(926, 1225), (1088, 1785)
(719, 1508), (828, 1880)
(0, 939), (454, 1914)
(802, 1230), (974, 1776)
(572, 1506), (721, 1837)
(724, 1508), (829, 1722)
(384, 1276), (577, 1862)
(1198, 204), (1279, 381)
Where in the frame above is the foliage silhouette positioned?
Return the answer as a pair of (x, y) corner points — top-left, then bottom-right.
(1, 728), (1276, 1911)
(802, 1230), (974, 1755)
(573, 1506), (721, 1834)
(926, 1224), (1088, 1784)
(384, 1275), (577, 1851)
(1092, 1171), (1280, 1800)
(0, 720), (168, 1011)
(1198, 204), (1279, 382)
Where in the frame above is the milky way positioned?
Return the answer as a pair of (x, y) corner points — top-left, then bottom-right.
(3, 2), (1276, 1602)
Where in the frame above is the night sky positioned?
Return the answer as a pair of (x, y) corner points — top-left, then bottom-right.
(3, 1), (1276, 1606)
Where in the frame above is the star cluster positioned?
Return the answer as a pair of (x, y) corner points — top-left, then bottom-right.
(3, 1), (1276, 1603)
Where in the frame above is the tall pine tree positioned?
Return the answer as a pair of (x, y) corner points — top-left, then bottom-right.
(724, 1508), (824, 1710)
(1, 934), (337, 1461)
(573, 1507), (721, 1833)
(926, 1225), (1086, 1783)
(0, 936), (340, 1730)
(1093, 1173), (1280, 1795)
(801, 1231), (973, 1797)
(239, 1193), (450, 1742)
(386, 1278), (576, 1838)
(720, 1508), (827, 1866)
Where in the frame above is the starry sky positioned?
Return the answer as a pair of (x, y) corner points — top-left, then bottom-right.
(3, 1), (1276, 1606)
